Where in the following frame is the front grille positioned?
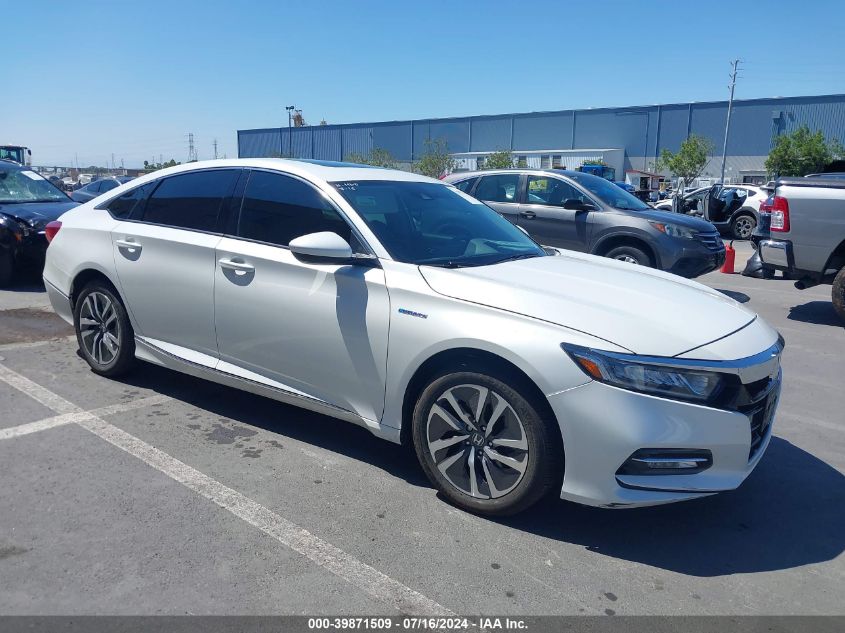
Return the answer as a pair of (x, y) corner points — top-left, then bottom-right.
(738, 375), (781, 461)
(695, 231), (724, 251)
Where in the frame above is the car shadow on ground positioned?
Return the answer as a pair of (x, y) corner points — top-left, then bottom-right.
(113, 362), (432, 488)
(114, 362), (845, 578)
(787, 301), (843, 327)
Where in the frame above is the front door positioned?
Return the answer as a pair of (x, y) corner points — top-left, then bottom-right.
(213, 169), (390, 422)
(517, 175), (592, 251)
(111, 169), (240, 360)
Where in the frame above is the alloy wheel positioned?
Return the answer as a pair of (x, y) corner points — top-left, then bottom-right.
(615, 254), (640, 264)
(734, 216), (754, 239)
(78, 291), (121, 366)
(426, 384), (529, 499)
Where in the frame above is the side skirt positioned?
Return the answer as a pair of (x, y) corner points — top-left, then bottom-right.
(133, 336), (401, 444)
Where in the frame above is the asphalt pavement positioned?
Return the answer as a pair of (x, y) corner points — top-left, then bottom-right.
(0, 243), (843, 616)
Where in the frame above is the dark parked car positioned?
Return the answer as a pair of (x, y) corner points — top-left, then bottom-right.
(0, 162), (78, 286)
(444, 169), (725, 278)
(70, 176), (134, 203)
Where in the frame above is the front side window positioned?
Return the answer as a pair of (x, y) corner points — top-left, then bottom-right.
(0, 167), (68, 203)
(332, 180), (543, 267)
(526, 176), (586, 207)
(567, 171), (650, 211)
(99, 180), (119, 193)
(140, 169), (239, 231)
(237, 171), (353, 247)
(474, 174), (519, 203)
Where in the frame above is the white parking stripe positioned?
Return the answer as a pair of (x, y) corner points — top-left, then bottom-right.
(0, 394), (172, 441)
(0, 364), (452, 616)
(0, 364), (81, 414)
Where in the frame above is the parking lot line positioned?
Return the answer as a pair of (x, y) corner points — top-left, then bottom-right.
(0, 394), (171, 440)
(0, 362), (453, 617)
(0, 335), (75, 352)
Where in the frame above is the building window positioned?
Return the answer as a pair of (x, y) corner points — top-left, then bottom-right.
(552, 155), (562, 168)
(540, 155), (551, 169)
(476, 156), (486, 170)
(517, 156), (527, 168)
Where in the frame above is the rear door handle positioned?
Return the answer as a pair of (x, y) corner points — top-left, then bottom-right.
(519, 210), (536, 219)
(115, 238), (141, 252)
(218, 257), (255, 274)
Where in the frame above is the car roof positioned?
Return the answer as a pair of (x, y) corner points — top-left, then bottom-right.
(127, 158), (439, 188)
(444, 168), (580, 181)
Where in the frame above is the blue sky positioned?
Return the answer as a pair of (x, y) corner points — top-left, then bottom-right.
(6, 0), (845, 167)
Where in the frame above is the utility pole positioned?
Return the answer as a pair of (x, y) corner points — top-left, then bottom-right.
(213, 138), (218, 160)
(285, 105), (295, 157)
(720, 59), (741, 185)
(187, 133), (196, 162)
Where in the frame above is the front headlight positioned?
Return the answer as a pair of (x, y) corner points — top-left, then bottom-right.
(648, 220), (697, 239)
(563, 344), (724, 403)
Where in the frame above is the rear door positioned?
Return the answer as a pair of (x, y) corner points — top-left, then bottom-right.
(472, 173), (522, 225)
(517, 175), (592, 251)
(110, 168), (240, 361)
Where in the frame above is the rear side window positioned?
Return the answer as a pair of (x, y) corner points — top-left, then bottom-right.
(105, 182), (155, 219)
(237, 171), (352, 247)
(99, 180), (119, 193)
(140, 169), (239, 231)
(474, 174), (519, 203)
(453, 177), (477, 193)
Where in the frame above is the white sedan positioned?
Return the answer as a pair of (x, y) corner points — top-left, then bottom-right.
(42, 159), (782, 515)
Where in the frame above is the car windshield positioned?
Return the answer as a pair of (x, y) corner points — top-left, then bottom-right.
(0, 167), (68, 203)
(332, 180), (544, 267)
(566, 171), (651, 211)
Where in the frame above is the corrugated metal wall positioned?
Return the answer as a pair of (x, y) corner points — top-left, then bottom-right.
(238, 94), (845, 173)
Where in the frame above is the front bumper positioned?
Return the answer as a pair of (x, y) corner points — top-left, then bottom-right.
(549, 360), (780, 509)
(664, 243), (726, 278)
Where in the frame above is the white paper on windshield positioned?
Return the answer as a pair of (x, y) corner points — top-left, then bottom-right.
(21, 171), (45, 181)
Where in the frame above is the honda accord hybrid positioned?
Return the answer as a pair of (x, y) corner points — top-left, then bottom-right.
(43, 159), (783, 515)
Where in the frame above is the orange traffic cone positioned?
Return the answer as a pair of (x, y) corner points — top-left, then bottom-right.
(721, 240), (736, 274)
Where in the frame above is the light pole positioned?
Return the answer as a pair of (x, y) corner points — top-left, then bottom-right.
(720, 60), (741, 185)
(285, 105), (295, 157)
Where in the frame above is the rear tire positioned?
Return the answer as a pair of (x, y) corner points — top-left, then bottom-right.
(0, 249), (14, 288)
(73, 281), (136, 377)
(731, 212), (756, 240)
(412, 370), (562, 516)
(605, 245), (652, 267)
(832, 267), (845, 324)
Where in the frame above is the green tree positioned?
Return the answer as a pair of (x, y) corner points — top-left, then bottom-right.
(765, 126), (843, 177)
(143, 158), (181, 172)
(414, 138), (455, 179)
(482, 150), (514, 169)
(344, 148), (399, 169)
(655, 134), (714, 184)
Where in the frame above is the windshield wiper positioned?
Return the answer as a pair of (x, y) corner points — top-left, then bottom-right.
(490, 252), (543, 265)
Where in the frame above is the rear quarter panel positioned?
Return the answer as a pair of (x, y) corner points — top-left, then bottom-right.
(777, 184), (845, 272)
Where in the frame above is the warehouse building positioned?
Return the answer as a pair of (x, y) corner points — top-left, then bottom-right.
(237, 93), (845, 185)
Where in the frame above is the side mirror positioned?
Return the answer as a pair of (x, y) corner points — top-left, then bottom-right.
(289, 231), (353, 263)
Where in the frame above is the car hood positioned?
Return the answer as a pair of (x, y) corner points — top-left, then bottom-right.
(616, 206), (716, 231)
(0, 200), (79, 229)
(419, 252), (755, 357)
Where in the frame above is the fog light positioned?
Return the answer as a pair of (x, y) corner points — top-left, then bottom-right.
(617, 449), (712, 476)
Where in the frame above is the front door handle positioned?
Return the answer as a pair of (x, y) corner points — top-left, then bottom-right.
(219, 257), (255, 274)
(519, 210), (536, 219)
(115, 238), (141, 253)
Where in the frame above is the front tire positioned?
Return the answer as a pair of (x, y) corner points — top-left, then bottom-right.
(0, 249), (14, 288)
(832, 267), (845, 324)
(73, 281), (136, 377)
(412, 371), (562, 516)
(605, 245), (652, 267)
